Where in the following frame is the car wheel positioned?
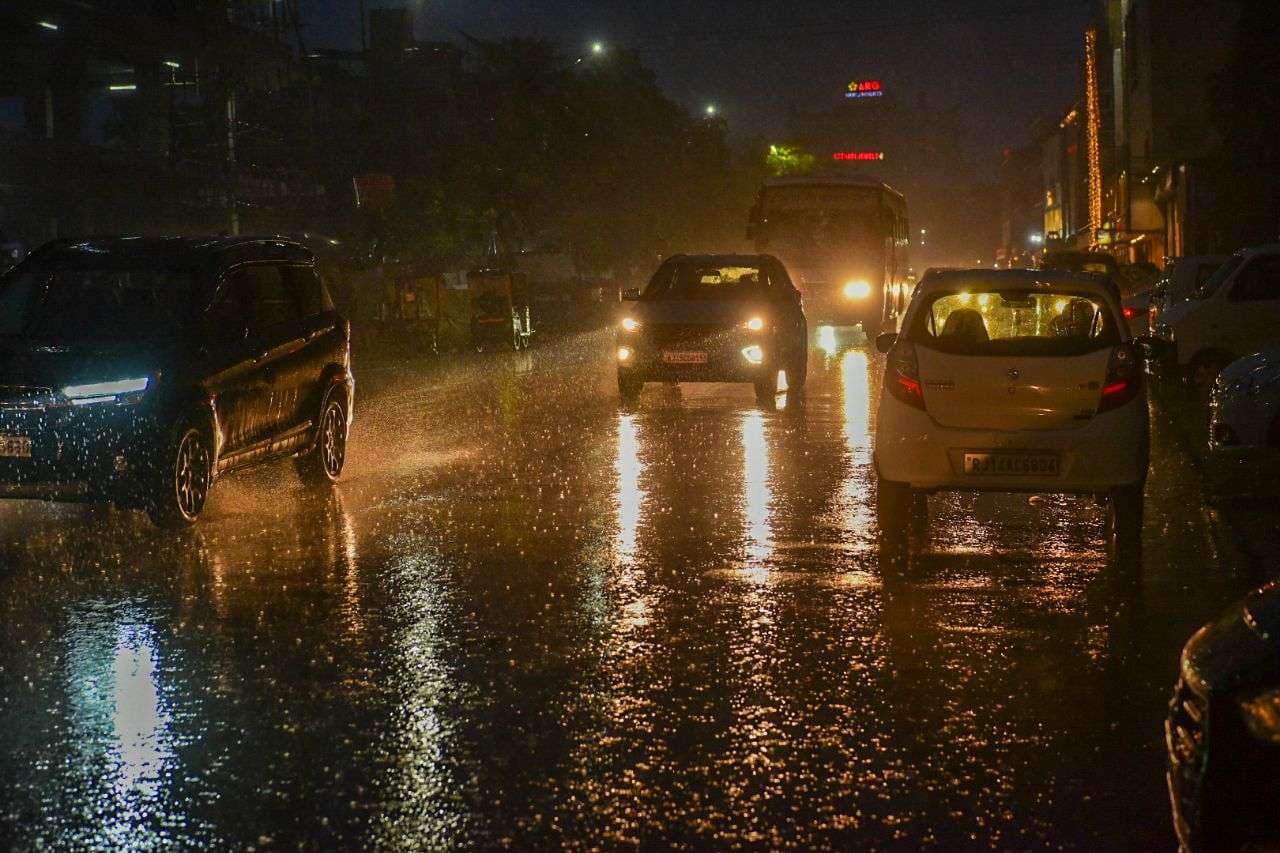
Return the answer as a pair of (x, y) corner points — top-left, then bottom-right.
(754, 367), (781, 403)
(296, 393), (349, 485)
(618, 372), (643, 400)
(1107, 485), (1143, 570)
(147, 417), (214, 529)
(788, 339), (808, 389)
(877, 475), (912, 549)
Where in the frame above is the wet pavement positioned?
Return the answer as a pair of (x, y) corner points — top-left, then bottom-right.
(0, 326), (1265, 849)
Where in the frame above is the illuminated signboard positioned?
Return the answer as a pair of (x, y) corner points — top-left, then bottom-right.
(846, 80), (883, 99)
(833, 151), (885, 161)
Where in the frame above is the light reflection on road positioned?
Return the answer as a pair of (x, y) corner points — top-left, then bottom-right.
(740, 410), (773, 573)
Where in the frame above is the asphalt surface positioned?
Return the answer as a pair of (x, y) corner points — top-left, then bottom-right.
(0, 326), (1264, 849)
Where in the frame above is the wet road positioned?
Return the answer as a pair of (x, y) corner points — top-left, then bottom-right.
(0, 326), (1260, 848)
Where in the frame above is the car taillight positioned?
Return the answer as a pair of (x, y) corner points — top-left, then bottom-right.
(1122, 305), (1147, 320)
(1098, 343), (1142, 412)
(885, 340), (925, 410)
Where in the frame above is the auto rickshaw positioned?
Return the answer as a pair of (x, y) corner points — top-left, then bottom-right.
(470, 269), (532, 351)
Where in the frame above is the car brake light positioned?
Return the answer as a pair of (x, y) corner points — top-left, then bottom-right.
(1097, 343), (1142, 413)
(885, 340), (925, 410)
(1122, 305), (1147, 320)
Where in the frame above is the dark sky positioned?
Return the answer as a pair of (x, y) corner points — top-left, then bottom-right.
(301, 0), (1091, 180)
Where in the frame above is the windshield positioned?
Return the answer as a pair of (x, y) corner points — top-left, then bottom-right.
(0, 262), (196, 340)
(1192, 253), (1245, 299)
(911, 289), (1121, 356)
(642, 264), (766, 301)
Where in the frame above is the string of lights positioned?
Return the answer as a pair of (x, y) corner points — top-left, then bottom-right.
(1084, 26), (1103, 244)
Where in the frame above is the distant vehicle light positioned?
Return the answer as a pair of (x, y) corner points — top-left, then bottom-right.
(843, 280), (872, 300)
(38, 21), (59, 31)
(620, 317), (639, 332)
(616, 346), (634, 362)
(741, 345), (765, 365)
(817, 325), (838, 355)
(744, 316), (765, 331)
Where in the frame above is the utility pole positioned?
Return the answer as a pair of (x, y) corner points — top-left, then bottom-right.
(359, 0), (367, 55)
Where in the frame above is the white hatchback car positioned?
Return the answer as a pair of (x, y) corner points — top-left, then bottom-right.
(874, 269), (1149, 560)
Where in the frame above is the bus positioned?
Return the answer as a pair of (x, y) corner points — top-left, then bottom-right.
(747, 175), (911, 333)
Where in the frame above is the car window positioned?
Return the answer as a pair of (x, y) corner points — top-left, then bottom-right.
(1194, 263), (1221, 290)
(231, 264), (300, 331)
(206, 279), (249, 334)
(912, 289), (1121, 356)
(1194, 254), (1244, 298)
(642, 263), (767, 301)
(1229, 256), (1280, 301)
(0, 262), (194, 340)
(285, 266), (335, 317)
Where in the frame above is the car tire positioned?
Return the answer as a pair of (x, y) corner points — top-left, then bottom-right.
(754, 366), (780, 403)
(296, 391), (349, 486)
(877, 475), (912, 549)
(618, 372), (643, 400)
(788, 338), (808, 389)
(1107, 485), (1143, 569)
(147, 415), (214, 529)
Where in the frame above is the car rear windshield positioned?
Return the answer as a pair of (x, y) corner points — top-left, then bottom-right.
(0, 261), (195, 340)
(643, 264), (765, 301)
(910, 289), (1122, 356)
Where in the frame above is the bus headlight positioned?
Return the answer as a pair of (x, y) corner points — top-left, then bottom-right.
(843, 280), (872, 300)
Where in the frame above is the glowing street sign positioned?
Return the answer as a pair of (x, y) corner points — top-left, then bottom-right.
(845, 80), (883, 99)
(833, 151), (885, 161)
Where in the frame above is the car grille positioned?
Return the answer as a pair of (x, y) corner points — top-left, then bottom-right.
(1167, 677), (1209, 844)
(647, 323), (732, 346)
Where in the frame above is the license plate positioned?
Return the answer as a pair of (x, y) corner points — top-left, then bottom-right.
(963, 452), (1059, 476)
(0, 435), (32, 459)
(662, 351), (708, 365)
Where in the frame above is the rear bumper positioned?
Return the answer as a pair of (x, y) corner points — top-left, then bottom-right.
(873, 393), (1149, 492)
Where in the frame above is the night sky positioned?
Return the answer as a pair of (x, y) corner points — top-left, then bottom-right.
(301, 0), (1091, 180)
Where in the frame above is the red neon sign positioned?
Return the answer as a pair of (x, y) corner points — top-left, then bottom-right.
(833, 151), (885, 161)
(845, 80), (883, 98)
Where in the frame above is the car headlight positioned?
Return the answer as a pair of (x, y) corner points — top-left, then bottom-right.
(843, 280), (872, 300)
(1239, 687), (1280, 744)
(616, 346), (634, 362)
(743, 316), (765, 331)
(62, 377), (150, 406)
(620, 317), (640, 332)
(741, 345), (765, 365)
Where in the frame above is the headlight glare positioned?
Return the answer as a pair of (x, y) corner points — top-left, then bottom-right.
(620, 317), (640, 332)
(1239, 688), (1280, 744)
(63, 377), (150, 405)
(843, 279), (872, 300)
(744, 316), (765, 331)
(617, 346), (634, 362)
(741, 345), (765, 365)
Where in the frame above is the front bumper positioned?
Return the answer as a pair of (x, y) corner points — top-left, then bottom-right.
(618, 332), (776, 383)
(0, 403), (163, 501)
(873, 392), (1149, 492)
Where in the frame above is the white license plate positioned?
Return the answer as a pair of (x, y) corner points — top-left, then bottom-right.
(963, 452), (1059, 476)
(0, 435), (32, 459)
(662, 351), (708, 365)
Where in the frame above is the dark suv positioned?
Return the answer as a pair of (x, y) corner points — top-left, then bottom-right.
(616, 254), (808, 403)
(0, 237), (354, 527)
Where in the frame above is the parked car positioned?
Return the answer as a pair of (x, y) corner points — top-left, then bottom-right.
(1154, 245), (1280, 386)
(1148, 254), (1228, 338)
(1209, 346), (1280, 452)
(1167, 582), (1280, 852)
(0, 236), (354, 527)
(874, 268), (1148, 563)
(616, 254), (807, 403)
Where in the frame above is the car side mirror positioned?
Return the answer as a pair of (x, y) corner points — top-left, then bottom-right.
(875, 332), (898, 354)
(622, 288), (641, 301)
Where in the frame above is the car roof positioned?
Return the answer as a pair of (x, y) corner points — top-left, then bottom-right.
(661, 253), (780, 267)
(29, 236), (314, 271)
(913, 267), (1122, 299)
